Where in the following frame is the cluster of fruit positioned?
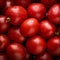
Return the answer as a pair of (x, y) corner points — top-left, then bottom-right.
(0, 0), (60, 60)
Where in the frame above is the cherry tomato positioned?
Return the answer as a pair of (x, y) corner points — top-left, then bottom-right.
(47, 36), (60, 56)
(20, 18), (39, 37)
(0, 34), (10, 51)
(48, 4), (60, 25)
(41, 0), (57, 8)
(28, 3), (46, 21)
(7, 43), (26, 60)
(6, 6), (27, 26)
(35, 52), (53, 60)
(8, 27), (25, 43)
(13, 0), (31, 8)
(26, 35), (46, 55)
(0, 16), (10, 33)
(0, 53), (7, 60)
(39, 20), (56, 39)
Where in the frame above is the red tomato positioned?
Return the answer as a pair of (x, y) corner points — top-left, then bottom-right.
(39, 20), (56, 39)
(7, 43), (26, 60)
(20, 18), (39, 37)
(0, 34), (10, 51)
(47, 36), (60, 56)
(28, 3), (46, 21)
(26, 35), (46, 55)
(0, 16), (10, 33)
(6, 6), (27, 25)
(8, 27), (25, 43)
(35, 52), (53, 60)
(48, 4), (60, 25)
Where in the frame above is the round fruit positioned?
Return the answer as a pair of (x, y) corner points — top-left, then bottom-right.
(28, 3), (46, 21)
(0, 16), (10, 33)
(48, 4), (60, 25)
(26, 35), (46, 55)
(35, 52), (53, 60)
(6, 6), (27, 25)
(7, 43), (26, 60)
(20, 18), (39, 37)
(8, 27), (25, 43)
(39, 20), (56, 39)
(47, 36), (60, 56)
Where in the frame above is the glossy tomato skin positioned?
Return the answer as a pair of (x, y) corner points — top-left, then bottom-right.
(26, 35), (46, 55)
(28, 3), (46, 21)
(20, 18), (39, 37)
(35, 52), (53, 60)
(7, 43), (26, 60)
(0, 34), (10, 51)
(6, 6), (27, 26)
(8, 27), (25, 43)
(0, 0), (6, 8)
(0, 53), (7, 60)
(39, 20), (56, 39)
(41, 0), (57, 8)
(13, 0), (31, 8)
(0, 16), (10, 34)
(48, 4), (60, 25)
(47, 36), (60, 56)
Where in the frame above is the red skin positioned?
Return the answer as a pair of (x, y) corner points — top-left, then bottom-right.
(0, 16), (10, 33)
(20, 18), (39, 37)
(6, 6), (27, 26)
(41, 0), (57, 7)
(0, 0), (6, 8)
(35, 52), (53, 60)
(7, 43), (26, 60)
(0, 53), (7, 60)
(39, 20), (56, 39)
(48, 4), (60, 25)
(26, 35), (46, 55)
(0, 34), (10, 51)
(47, 36), (60, 56)
(13, 0), (31, 8)
(8, 27), (25, 43)
(28, 3), (46, 21)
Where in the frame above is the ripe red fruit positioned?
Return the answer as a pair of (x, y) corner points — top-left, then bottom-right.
(13, 0), (31, 8)
(28, 3), (46, 21)
(0, 16), (10, 33)
(6, 6), (27, 25)
(20, 18), (39, 37)
(48, 4), (60, 25)
(41, 0), (57, 7)
(8, 27), (25, 43)
(26, 35), (46, 55)
(35, 52), (53, 60)
(7, 43), (26, 60)
(0, 0), (6, 8)
(0, 34), (10, 51)
(39, 20), (56, 39)
(47, 36), (60, 56)
(0, 53), (7, 60)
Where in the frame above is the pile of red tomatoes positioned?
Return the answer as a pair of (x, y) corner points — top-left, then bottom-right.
(0, 0), (60, 60)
